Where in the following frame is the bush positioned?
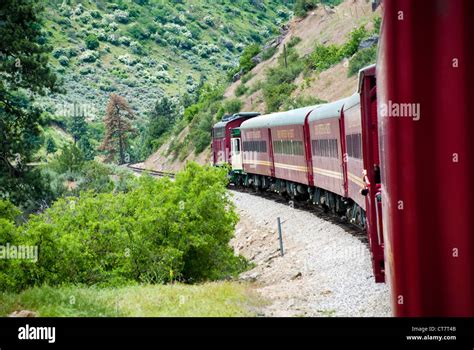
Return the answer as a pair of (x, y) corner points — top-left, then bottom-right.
(287, 36), (302, 49)
(339, 26), (368, 58)
(261, 46), (277, 61)
(235, 83), (248, 97)
(306, 44), (342, 72)
(58, 55), (69, 67)
(0, 164), (245, 292)
(240, 44), (260, 73)
(241, 72), (254, 84)
(85, 34), (100, 50)
(223, 99), (242, 114)
(227, 44), (261, 80)
(294, 0), (318, 17)
(261, 47), (304, 112)
(347, 46), (377, 77)
(79, 50), (98, 63)
(305, 25), (370, 73)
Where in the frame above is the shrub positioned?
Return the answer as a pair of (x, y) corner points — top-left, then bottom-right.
(235, 83), (248, 97)
(287, 36), (302, 49)
(227, 44), (261, 80)
(339, 26), (368, 58)
(347, 46), (377, 77)
(85, 34), (100, 50)
(241, 72), (254, 84)
(306, 44), (342, 72)
(114, 9), (129, 23)
(0, 164), (245, 292)
(79, 50), (98, 63)
(294, 0), (318, 17)
(223, 99), (242, 114)
(261, 46), (277, 61)
(58, 55), (69, 66)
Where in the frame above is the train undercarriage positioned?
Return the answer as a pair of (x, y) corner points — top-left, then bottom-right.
(230, 171), (366, 228)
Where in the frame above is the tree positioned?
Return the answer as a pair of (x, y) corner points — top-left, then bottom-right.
(0, 0), (58, 207)
(51, 143), (85, 175)
(99, 94), (135, 164)
(69, 103), (88, 145)
(77, 137), (94, 161)
(143, 97), (179, 156)
(45, 137), (57, 154)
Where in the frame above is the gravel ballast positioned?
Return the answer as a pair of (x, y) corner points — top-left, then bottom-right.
(230, 190), (392, 317)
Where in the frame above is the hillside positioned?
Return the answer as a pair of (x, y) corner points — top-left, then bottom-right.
(141, 0), (380, 173)
(39, 0), (293, 119)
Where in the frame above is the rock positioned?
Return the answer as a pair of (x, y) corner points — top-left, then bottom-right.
(358, 35), (379, 50)
(291, 272), (302, 280)
(251, 54), (262, 65)
(9, 310), (37, 318)
(232, 69), (244, 82)
(240, 272), (259, 282)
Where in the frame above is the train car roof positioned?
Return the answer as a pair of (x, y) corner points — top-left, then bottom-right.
(358, 64), (376, 93)
(213, 112), (260, 129)
(342, 93), (360, 111)
(307, 97), (351, 122)
(240, 105), (323, 129)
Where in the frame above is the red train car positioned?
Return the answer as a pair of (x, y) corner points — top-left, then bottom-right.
(342, 93), (366, 213)
(240, 118), (273, 180)
(211, 112), (260, 166)
(359, 64), (385, 283)
(378, 0), (474, 316)
(306, 99), (349, 214)
(307, 99), (347, 199)
(270, 107), (317, 188)
(240, 106), (320, 195)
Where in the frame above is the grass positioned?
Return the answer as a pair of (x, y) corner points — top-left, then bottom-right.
(0, 282), (266, 317)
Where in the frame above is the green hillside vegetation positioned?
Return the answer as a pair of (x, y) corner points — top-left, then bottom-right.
(233, 21), (379, 114)
(1, 162), (246, 292)
(41, 0), (294, 118)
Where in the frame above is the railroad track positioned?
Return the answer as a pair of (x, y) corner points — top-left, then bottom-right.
(228, 185), (367, 244)
(126, 165), (175, 178)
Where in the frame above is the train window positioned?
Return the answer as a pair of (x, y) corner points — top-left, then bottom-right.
(214, 127), (225, 138)
(311, 138), (339, 158)
(293, 141), (304, 156)
(243, 140), (267, 153)
(346, 133), (362, 159)
(272, 140), (303, 155)
(273, 141), (279, 154)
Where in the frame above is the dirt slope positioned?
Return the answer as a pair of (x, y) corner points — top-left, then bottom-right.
(142, 0), (379, 173)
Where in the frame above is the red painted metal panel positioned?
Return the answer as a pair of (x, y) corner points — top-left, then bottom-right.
(309, 117), (345, 197)
(378, 0), (474, 316)
(343, 100), (366, 210)
(241, 128), (273, 177)
(212, 117), (258, 166)
(271, 125), (309, 185)
(360, 67), (385, 283)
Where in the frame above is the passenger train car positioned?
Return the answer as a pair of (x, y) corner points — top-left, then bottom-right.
(211, 0), (473, 316)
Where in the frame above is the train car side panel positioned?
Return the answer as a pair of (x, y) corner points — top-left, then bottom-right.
(271, 125), (309, 185)
(309, 117), (345, 197)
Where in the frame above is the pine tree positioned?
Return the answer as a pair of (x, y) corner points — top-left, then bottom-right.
(99, 94), (135, 164)
(70, 103), (88, 145)
(0, 0), (58, 207)
(45, 137), (57, 154)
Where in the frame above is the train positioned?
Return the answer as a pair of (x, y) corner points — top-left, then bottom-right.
(211, 0), (474, 317)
